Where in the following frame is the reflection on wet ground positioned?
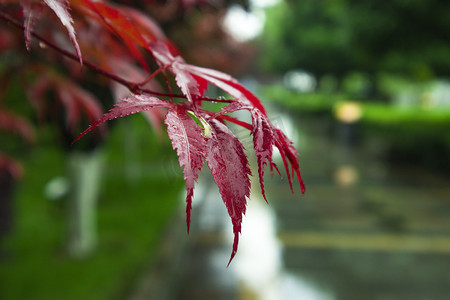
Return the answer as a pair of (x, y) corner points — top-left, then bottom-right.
(170, 115), (450, 300)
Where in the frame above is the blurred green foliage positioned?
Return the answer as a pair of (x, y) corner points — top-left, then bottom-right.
(261, 0), (450, 79)
(263, 84), (450, 172)
(361, 104), (450, 170)
(0, 115), (184, 300)
(264, 85), (344, 115)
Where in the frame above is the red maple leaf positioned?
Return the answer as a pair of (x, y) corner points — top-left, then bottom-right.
(204, 118), (251, 266)
(165, 105), (207, 233)
(72, 94), (170, 144)
(21, 0), (82, 63)
(251, 108), (277, 202)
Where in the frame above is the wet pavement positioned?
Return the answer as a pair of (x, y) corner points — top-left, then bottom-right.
(148, 114), (450, 300)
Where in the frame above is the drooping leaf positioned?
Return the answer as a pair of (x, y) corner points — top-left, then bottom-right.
(165, 105), (206, 233)
(73, 94), (169, 144)
(205, 118), (251, 266)
(274, 128), (305, 194)
(72, 0), (151, 70)
(42, 0), (82, 64)
(19, 0), (81, 62)
(208, 101), (304, 202)
(212, 102), (305, 198)
(21, 0), (44, 50)
(251, 109), (277, 202)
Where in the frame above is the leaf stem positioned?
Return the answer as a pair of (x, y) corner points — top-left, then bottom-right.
(137, 66), (166, 87)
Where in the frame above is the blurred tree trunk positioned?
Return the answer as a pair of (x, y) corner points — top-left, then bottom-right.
(67, 150), (103, 258)
(0, 170), (14, 241)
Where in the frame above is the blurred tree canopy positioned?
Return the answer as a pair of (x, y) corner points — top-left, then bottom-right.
(261, 0), (450, 80)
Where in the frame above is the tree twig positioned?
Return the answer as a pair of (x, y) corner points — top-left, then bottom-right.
(0, 11), (234, 104)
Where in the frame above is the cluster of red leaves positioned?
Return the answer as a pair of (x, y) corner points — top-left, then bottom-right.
(0, 108), (34, 179)
(0, 0), (304, 264)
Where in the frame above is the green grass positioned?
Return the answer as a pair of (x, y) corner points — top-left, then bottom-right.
(0, 115), (184, 300)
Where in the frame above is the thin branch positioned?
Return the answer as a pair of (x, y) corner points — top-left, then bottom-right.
(137, 65), (166, 87)
(0, 11), (234, 104)
(0, 11), (133, 86)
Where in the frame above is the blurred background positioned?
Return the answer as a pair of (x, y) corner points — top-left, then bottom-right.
(1, 0), (450, 299)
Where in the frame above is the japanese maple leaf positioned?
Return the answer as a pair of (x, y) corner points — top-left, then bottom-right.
(250, 108), (277, 202)
(21, 0), (44, 50)
(21, 0), (82, 63)
(71, 83), (304, 266)
(205, 118), (252, 266)
(165, 105), (207, 233)
(213, 102), (304, 198)
(72, 94), (170, 144)
(274, 128), (305, 194)
(71, 0), (155, 70)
